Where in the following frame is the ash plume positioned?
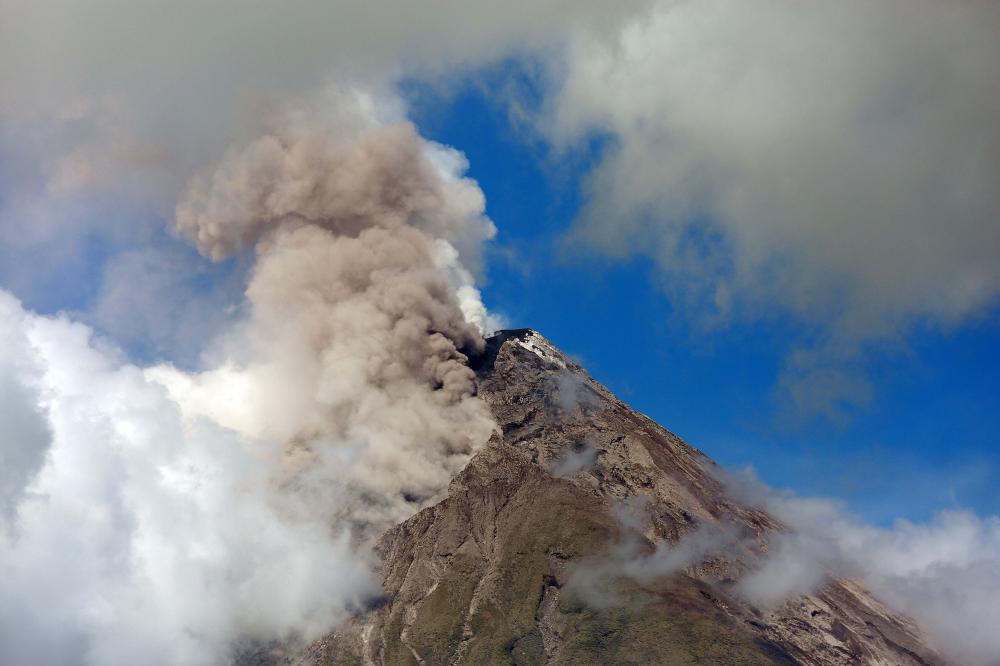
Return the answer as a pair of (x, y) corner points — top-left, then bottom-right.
(0, 102), (499, 665)
(164, 115), (499, 529)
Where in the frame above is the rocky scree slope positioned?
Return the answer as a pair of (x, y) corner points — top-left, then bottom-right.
(267, 329), (942, 666)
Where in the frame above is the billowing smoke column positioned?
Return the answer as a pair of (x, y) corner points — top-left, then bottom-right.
(164, 118), (499, 529)
(0, 105), (498, 665)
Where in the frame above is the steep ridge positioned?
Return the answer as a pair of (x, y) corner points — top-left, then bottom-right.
(265, 330), (941, 665)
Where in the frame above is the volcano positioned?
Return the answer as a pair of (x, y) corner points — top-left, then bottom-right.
(251, 329), (940, 665)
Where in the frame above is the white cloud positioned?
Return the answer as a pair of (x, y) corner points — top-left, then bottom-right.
(566, 497), (737, 608)
(543, 0), (1000, 415)
(0, 292), (376, 665)
(580, 470), (1000, 665)
(725, 469), (1000, 666)
(0, 293), (51, 527)
(0, 0), (636, 204)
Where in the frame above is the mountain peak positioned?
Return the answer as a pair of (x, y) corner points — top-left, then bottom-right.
(470, 328), (573, 376)
(507, 329), (573, 369)
(252, 329), (941, 665)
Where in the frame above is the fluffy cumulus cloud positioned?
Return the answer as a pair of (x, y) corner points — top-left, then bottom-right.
(544, 0), (1000, 416)
(0, 94), (499, 664)
(0, 292), (375, 664)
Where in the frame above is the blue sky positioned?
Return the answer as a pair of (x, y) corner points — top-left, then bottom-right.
(402, 74), (1000, 526)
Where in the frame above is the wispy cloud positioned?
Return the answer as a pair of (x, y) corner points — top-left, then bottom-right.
(727, 468), (1000, 665)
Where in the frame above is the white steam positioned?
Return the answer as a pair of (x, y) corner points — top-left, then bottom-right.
(550, 441), (599, 479)
(568, 498), (743, 609)
(0, 104), (499, 664)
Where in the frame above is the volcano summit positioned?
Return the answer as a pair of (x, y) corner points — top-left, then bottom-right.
(244, 329), (940, 665)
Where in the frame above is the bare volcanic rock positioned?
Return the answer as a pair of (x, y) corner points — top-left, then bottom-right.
(259, 329), (942, 666)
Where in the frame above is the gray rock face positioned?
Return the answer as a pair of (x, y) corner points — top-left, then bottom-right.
(258, 329), (942, 665)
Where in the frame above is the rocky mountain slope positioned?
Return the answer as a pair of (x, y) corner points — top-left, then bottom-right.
(259, 329), (941, 665)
